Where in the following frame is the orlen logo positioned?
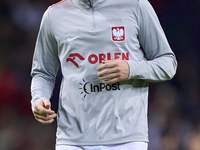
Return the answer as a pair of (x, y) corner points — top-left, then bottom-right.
(67, 52), (129, 68)
(66, 53), (85, 68)
(79, 79), (120, 98)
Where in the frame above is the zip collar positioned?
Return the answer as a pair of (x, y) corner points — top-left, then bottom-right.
(73, 0), (107, 9)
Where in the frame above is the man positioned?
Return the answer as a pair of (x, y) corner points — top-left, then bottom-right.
(31, 0), (177, 149)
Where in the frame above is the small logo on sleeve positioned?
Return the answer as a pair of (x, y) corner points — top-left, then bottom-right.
(111, 26), (125, 42)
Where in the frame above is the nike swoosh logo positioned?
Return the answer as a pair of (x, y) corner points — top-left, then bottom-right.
(67, 36), (81, 42)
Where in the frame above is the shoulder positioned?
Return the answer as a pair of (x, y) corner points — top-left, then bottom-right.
(137, 0), (153, 8)
(39, 1), (69, 32)
(43, 0), (71, 21)
(48, 0), (69, 9)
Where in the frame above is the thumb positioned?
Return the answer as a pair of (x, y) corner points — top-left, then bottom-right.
(43, 99), (51, 109)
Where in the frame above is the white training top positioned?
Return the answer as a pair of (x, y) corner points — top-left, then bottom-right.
(31, 0), (177, 146)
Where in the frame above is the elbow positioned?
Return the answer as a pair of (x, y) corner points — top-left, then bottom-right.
(155, 55), (178, 82)
(165, 71), (176, 81)
(165, 56), (178, 80)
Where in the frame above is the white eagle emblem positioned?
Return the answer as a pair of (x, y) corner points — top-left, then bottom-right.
(111, 26), (125, 42)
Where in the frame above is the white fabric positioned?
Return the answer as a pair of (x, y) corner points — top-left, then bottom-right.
(56, 142), (148, 150)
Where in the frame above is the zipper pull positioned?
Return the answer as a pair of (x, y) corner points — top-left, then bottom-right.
(88, 0), (92, 8)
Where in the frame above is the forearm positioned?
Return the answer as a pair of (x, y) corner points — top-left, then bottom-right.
(127, 54), (177, 82)
(31, 74), (55, 111)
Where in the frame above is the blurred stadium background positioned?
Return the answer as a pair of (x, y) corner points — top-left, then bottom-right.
(0, 0), (200, 150)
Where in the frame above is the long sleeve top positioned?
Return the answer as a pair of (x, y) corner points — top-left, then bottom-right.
(31, 0), (177, 146)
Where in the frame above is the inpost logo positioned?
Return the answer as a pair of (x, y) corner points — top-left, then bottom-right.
(79, 79), (120, 98)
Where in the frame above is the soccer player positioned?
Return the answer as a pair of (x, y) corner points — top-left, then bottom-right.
(31, 0), (177, 149)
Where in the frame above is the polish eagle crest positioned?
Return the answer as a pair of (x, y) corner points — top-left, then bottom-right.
(111, 26), (125, 42)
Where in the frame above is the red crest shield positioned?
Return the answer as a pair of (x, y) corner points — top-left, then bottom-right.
(111, 26), (125, 42)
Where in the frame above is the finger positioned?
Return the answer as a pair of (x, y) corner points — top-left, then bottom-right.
(43, 99), (51, 109)
(96, 64), (106, 71)
(102, 60), (116, 64)
(101, 72), (123, 84)
(104, 77), (120, 84)
(35, 103), (55, 113)
(98, 67), (119, 77)
(36, 118), (55, 124)
(34, 106), (55, 116)
(34, 112), (57, 119)
(34, 113), (57, 121)
(96, 62), (115, 71)
(99, 72), (119, 81)
(34, 99), (50, 111)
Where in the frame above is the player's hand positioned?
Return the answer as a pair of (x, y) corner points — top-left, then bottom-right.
(33, 99), (57, 124)
(97, 60), (129, 84)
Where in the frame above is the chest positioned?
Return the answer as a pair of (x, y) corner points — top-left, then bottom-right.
(52, 3), (139, 49)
